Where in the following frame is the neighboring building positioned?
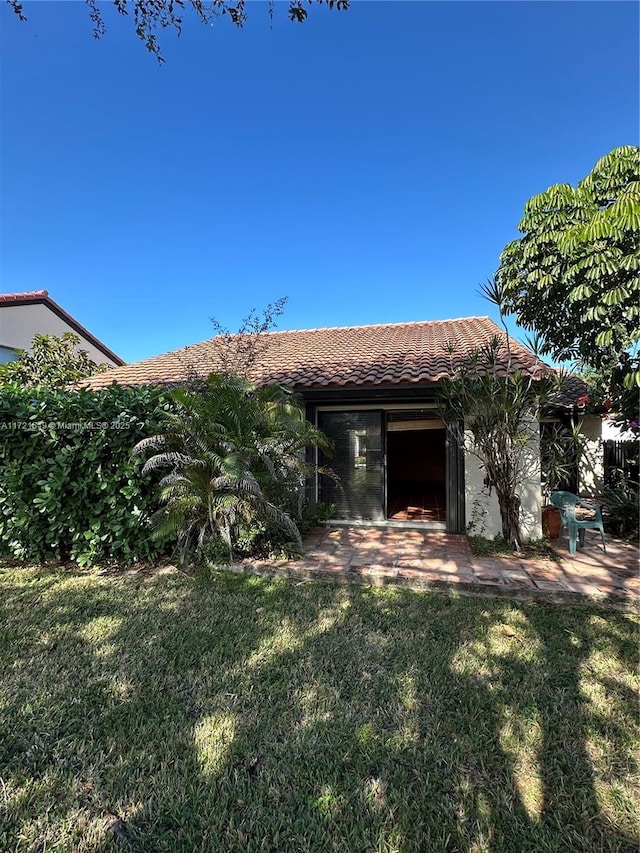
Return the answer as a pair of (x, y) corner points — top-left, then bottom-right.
(83, 315), (558, 540)
(602, 416), (636, 443)
(576, 415), (605, 497)
(601, 416), (639, 486)
(0, 290), (124, 367)
(542, 375), (605, 498)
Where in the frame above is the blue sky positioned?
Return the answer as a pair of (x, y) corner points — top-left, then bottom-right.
(1, 1), (638, 363)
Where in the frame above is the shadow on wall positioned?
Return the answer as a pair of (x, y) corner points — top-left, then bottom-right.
(464, 419), (542, 541)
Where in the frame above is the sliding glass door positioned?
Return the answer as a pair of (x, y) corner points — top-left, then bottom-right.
(317, 411), (385, 520)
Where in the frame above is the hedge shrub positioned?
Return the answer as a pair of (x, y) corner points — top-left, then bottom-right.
(0, 385), (173, 565)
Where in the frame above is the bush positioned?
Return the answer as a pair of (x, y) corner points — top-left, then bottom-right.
(233, 518), (301, 561)
(603, 470), (639, 539)
(196, 502), (336, 566)
(0, 385), (172, 565)
(134, 373), (330, 564)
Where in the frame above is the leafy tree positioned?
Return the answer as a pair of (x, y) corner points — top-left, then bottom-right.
(439, 282), (559, 549)
(577, 358), (639, 434)
(7, 0), (349, 62)
(496, 145), (640, 425)
(0, 332), (108, 389)
(133, 372), (330, 562)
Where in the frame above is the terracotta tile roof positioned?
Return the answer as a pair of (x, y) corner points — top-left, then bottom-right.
(0, 289), (50, 303)
(84, 316), (548, 391)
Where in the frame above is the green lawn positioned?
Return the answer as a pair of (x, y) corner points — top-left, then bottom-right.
(1, 566), (638, 853)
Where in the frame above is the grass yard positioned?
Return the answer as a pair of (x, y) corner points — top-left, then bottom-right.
(0, 565), (638, 853)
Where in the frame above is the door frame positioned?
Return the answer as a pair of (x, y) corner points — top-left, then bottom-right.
(309, 402), (465, 532)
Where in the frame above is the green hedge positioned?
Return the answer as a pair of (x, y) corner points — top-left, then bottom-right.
(0, 385), (172, 565)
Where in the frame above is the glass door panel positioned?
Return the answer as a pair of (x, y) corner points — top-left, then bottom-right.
(318, 411), (385, 520)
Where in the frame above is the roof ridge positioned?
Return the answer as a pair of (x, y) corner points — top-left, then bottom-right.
(0, 289), (49, 301)
(259, 316), (495, 336)
(134, 316), (500, 362)
(82, 314), (548, 391)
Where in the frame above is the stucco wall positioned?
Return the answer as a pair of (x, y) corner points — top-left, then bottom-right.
(0, 303), (120, 367)
(602, 417), (635, 442)
(463, 419), (542, 541)
(577, 415), (603, 497)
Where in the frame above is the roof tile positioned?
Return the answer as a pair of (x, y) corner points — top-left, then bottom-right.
(83, 316), (548, 391)
(0, 290), (49, 303)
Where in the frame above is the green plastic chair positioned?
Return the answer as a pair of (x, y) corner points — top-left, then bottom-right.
(550, 491), (606, 555)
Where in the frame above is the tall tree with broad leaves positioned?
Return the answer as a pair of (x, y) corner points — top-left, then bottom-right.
(7, 0), (349, 62)
(496, 145), (640, 426)
(132, 372), (330, 562)
(0, 333), (108, 389)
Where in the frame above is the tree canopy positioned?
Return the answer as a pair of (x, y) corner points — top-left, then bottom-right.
(0, 333), (107, 389)
(7, 0), (349, 61)
(496, 145), (640, 422)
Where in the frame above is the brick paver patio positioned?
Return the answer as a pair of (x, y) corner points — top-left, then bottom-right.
(238, 525), (639, 608)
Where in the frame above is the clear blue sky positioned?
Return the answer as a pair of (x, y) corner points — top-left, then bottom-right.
(1, 1), (638, 363)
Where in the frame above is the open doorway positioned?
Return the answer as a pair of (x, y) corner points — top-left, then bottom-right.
(386, 418), (446, 522)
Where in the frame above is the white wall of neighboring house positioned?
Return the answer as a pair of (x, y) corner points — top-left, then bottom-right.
(0, 302), (121, 367)
(463, 419), (543, 541)
(602, 416), (636, 443)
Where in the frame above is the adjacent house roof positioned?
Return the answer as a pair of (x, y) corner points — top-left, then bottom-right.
(0, 290), (124, 366)
(83, 316), (547, 391)
(546, 373), (591, 410)
(0, 290), (51, 305)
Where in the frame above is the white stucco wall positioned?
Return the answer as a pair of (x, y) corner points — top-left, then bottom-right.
(0, 303), (120, 367)
(577, 415), (603, 497)
(463, 419), (542, 541)
(602, 417), (636, 442)
(464, 449), (502, 538)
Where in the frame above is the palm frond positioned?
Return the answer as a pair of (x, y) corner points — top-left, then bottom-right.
(137, 371), (329, 560)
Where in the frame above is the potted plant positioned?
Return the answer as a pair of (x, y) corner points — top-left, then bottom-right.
(542, 500), (562, 540)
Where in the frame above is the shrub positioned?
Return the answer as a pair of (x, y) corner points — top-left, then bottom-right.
(603, 469), (639, 539)
(133, 373), (331, 564)
(0, 385), (172, 565)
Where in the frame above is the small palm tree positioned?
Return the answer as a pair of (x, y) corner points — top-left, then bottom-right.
(133, 373), (330, 563)
(439, 336), (559, 549)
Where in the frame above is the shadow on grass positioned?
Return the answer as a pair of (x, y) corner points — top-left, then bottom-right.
(0, 565), (638, 852)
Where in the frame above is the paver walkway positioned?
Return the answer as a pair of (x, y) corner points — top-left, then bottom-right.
(239, 525), (639, 607)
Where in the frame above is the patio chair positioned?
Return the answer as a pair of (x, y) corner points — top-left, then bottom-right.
(550, 491), (606, 555)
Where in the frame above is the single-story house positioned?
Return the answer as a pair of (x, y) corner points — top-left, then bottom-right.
(84, 315), (594, 540)
(0, 290), (124, 367)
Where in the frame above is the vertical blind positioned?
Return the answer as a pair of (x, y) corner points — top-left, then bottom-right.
(318, 411), (385, 521)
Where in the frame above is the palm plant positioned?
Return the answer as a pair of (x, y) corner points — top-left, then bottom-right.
(439, 279), (563, 550)
(540, 421), (585, 500)
(133, 373), (330, 563)
(439, 338), (557, 549)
